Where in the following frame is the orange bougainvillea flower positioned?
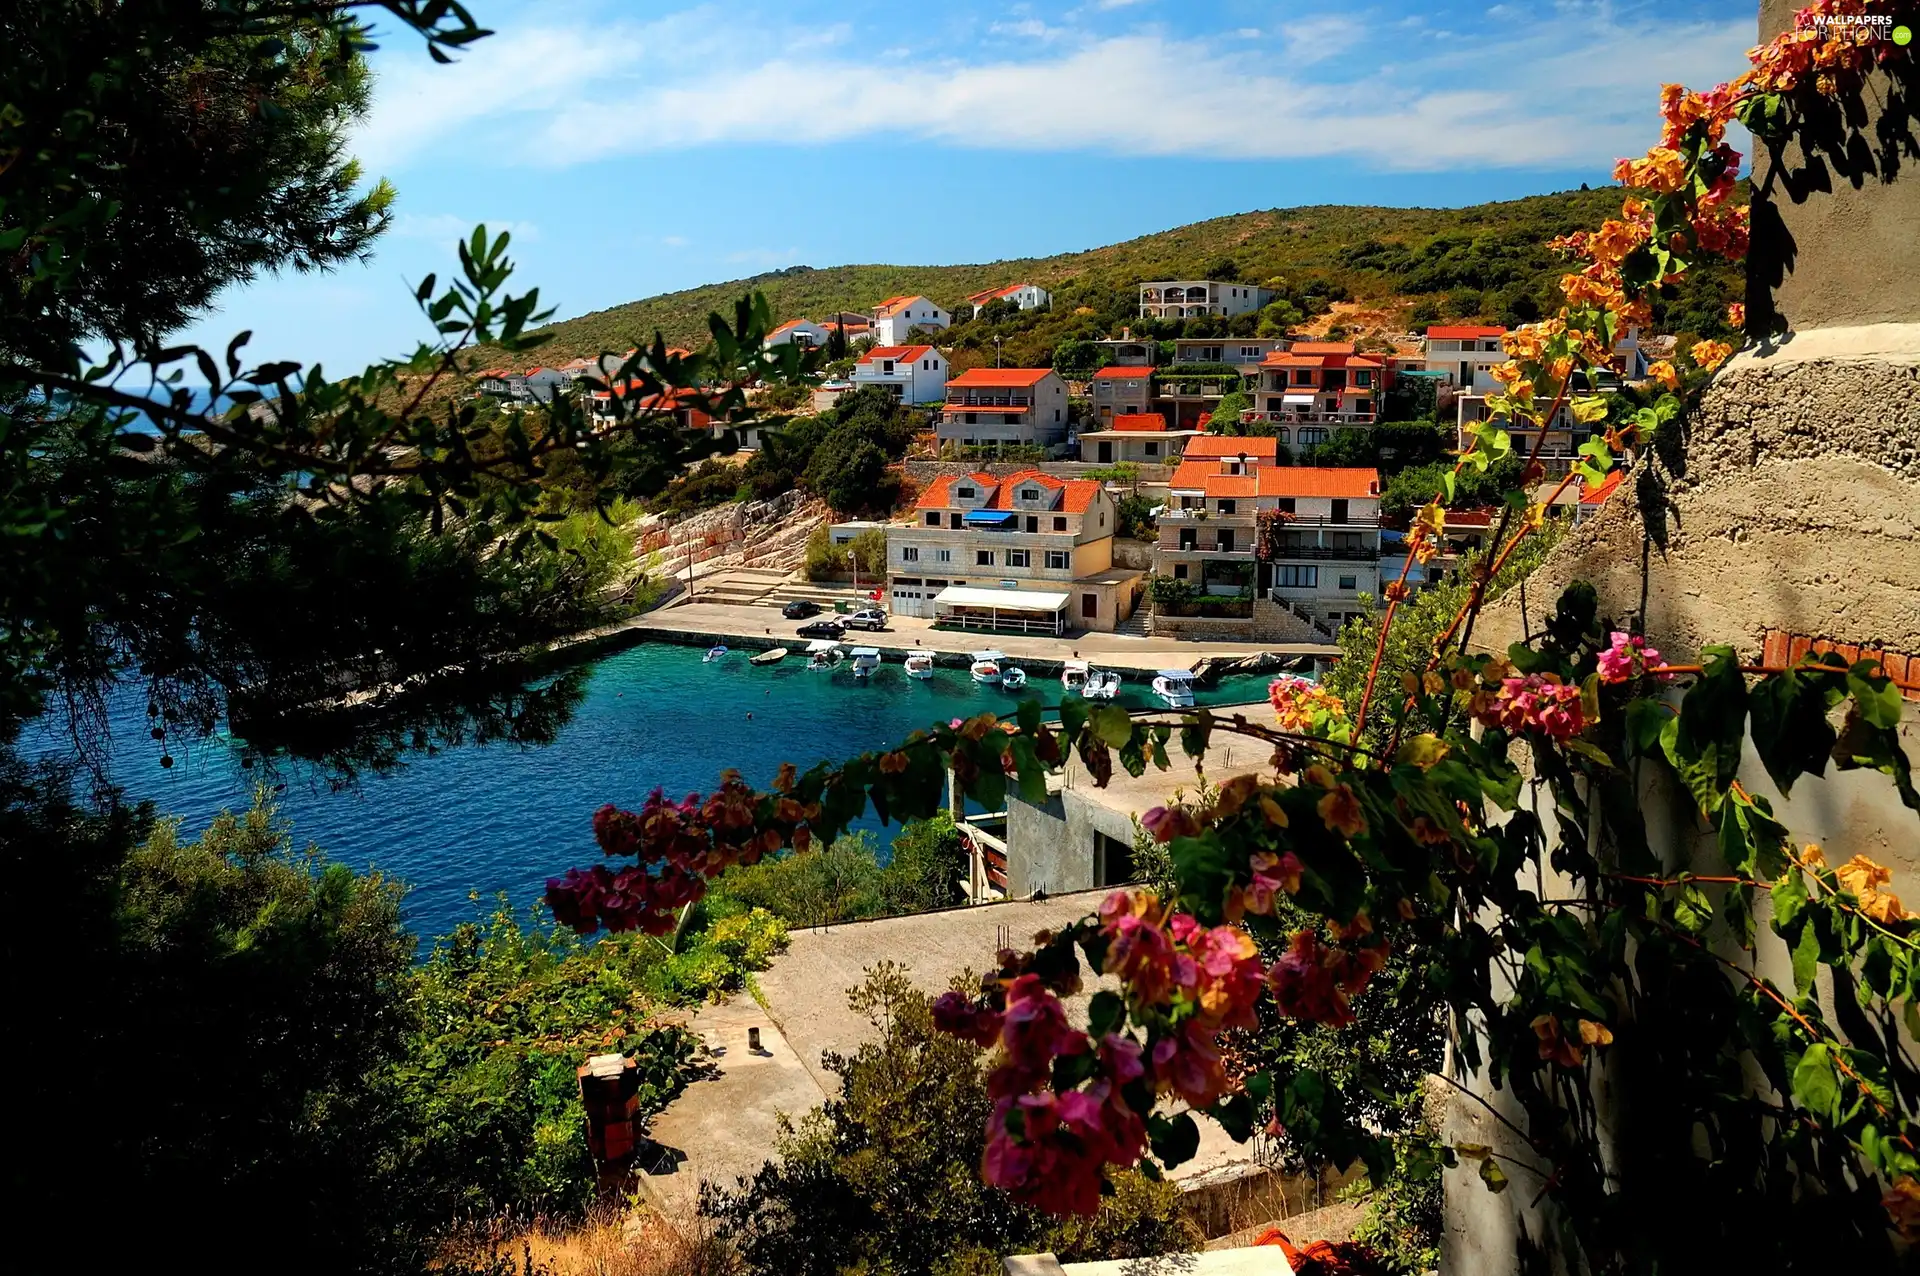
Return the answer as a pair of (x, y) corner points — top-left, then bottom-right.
(1648, 360), (1681, 391)
(1885, 1178), (1920, 1241)
(1836, 854), (1912, 925)
(1317, 782), (1367, 838)
(1725, 302), (1746, 329)
(1532, 1014), (1585, 1068)
(1688, 339), (1735, 371)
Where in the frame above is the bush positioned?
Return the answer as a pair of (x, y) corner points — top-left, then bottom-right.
(804, 525), (887, 581)
(712, 822), (964, 927)
(1114, 493), (1158, 541)
(651, 460), (744, 517)
(705, 965), (1198, 1276)
(1204, 389), (1252, 431)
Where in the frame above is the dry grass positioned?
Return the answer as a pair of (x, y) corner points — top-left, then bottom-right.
(439, 1202), (735, 1276)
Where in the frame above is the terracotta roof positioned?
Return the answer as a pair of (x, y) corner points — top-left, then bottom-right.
(1446, 508), (1498, 528)
(1289, 341), (1356, 356)
(858, 344), (935, 365)
(1203, 474), (1259, 498)
(1261, 353), (1326, 369)
(1256, 467), (1380, 499)
(875, 295), (936, 317)
(947, 367), (1055, 388)
(1427, 325), (1506, 340)
(1112, 413), (1168, 432)
(1092, 365), (1154, 380)
(1183, 435), (1279, 460)
(913, 469), (1100, 515)
(966, 283), (1033, 305)
(1581, 470), (1625, 505)
(769, 319), (817, 335)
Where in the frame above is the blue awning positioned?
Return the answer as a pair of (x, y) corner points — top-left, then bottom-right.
(964, 510), (1018, 526)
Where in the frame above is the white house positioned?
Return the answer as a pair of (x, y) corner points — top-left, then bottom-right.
(851, 344), (948, 404)
(1138, 281), (1275, 320)
(1424, 324), (1507, 391)
(938, 368), (1070, 448)
(871, 295), (951, 346)
(965, 283), (1052, 316)
(765, 319), (829, 349)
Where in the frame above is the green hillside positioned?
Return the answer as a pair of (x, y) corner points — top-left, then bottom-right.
(487, 187), (1738, 370)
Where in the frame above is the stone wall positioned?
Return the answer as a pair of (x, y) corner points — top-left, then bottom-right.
(1111, 538), (1157, 571)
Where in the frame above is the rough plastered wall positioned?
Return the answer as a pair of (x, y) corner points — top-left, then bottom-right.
(1439, 5), (1920, 1271)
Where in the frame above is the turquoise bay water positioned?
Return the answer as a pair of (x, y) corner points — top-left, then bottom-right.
(75, 642), (1275, 940)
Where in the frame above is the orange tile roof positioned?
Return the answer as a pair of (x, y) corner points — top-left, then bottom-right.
(1112, 413), (1168, 432)
(1427, 325), (1506, 340)
(913, 469), (1099, 515)
(769, 319), (816, 335)
(875, 294), (936, 317)
(1183, 435), (1280, 460)
(1203, 474), (1258, 498)
(947, 367), (1055, 388)
(1256, 467), (1381, 499)
(966, 283), (1031, 305)
(1581, 470), (1625, 505)
(1289, 341), (1356, 356)
(1092, 365), (1154, 380)
(1261, 353), (1325, 369)
(859, 344), (935, 364)
(942, 404), (1034, 413)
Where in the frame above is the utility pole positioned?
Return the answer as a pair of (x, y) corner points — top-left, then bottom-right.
(994, 336), (1002, 368)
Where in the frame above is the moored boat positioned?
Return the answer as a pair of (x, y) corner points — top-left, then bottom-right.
(1001, 665), (1028, 691)
(969, 650), (1006, 685)
(703, 644), (729, 663)
(806, 639), (844, 670)
(1083, 669), (1121, 701)
(1061, 659), (1090, 694)
(849, 647), (881, 680)
(750, 647), (788, 665)
(1151, 668), (1197, 708)
(904, 652), (935, 679)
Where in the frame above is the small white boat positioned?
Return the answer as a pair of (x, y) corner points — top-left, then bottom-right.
(904, 652), (935, 679)
(1001, 666), (1028, 691)
(969, 650), (1007, 685)
(1061, 659), (1090, 694)
(1083, 670), (1122, 701)
(750, 647), (788, 666)
(703, 644), (729, 663)
(806, 639), (844, 671)
(849, 647), (882, 680)
(1151, 669), (1197, 708)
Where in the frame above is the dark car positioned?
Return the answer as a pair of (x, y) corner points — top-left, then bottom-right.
(782, 599), (820, 619)
(795, 619), (846, 639)
(843, 608), (889, 631)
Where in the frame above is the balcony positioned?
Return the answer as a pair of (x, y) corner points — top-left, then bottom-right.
(1156, 380), (1238, 399)
(1270, 514), (1382, 529)
(1161, 507), (1256, 525)
(1264, 543), (1380, 562)
(1242, 409), (1377, 425)
(1160, 539), (1254, 558)
(946, 395), (1033, 409)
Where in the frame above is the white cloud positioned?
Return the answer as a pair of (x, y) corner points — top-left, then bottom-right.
(1095, 0), (1151, 8)
(988, 18), (1064, 40)
(355, 4), (1753, 175)
(661, 234), (691, 247)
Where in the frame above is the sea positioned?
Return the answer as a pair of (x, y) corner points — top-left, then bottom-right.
(46, 641), (1278, 941)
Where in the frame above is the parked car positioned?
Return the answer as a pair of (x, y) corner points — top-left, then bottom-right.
(795, 619), (846, 639)
(843, 609), (889, 631)
(782, 599), (820, 619)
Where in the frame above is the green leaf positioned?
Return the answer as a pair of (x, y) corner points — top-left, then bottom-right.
(1749, 666), (1840, 794)
(1624, 699), (1670, 758)
(1087, 990), (1124, 1039)
(1478, 1157), (1510, 1194)
(1771, 866), (1809, 934)
(1665, 646), (1748, 813)
(1091, 703), (1133, 748)
(1792, 917), (1821, 995)
(1672, 883), (1714, 934)
(1148, 1112), (1201, 1168)
(1848, 662), (1904, 730)
(1792, 1043), (1839, 1121)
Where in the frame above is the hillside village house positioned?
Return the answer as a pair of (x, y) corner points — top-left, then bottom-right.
(938, 368), (1070, 449)
(1089, 333), (1155, 367)
(885, 470), (1140, 633)
(1456, 389), (1586, 476)
(871, 295), (951, 345)
(1425, 324), (1507, 390)
(1137, 280), (1276, 320)
(1154, 338), (1284, 428)
(765, 319), (829, 349)
(1241, 341), (1389, 441)
(1156, 436), (1382, 636)
(850, 344), (948, 403)
(1075, 413), (1202, 465)
(822, 312), (873, 342)
(965, 283), (1052, 315)
(1088, 365), (1153, 423)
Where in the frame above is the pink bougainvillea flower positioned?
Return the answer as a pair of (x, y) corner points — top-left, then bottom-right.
(1596, 631), (1672, 685)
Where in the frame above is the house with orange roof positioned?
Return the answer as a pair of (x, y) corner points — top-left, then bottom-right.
(871, 295), (951, 346)
(1242, 342), (1390, 442)
(938, 368), (1070, 449)
(1425, 324), (1508, 391)
(1075, 412), (1202, 466)
(1455, 387), (1586, 478)
(1154, 450), (1382, 638)
(884, 470), (1139, 633)
(1575, 468), (1625, 525)
(1088, 364), (1154, 424)
(851, 343), (947, 404)
(964, 283), (1052, 316)
(765, 318), (830, 350)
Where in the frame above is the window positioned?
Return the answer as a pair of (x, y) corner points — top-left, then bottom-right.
(1276, 428), (1290, 444)
(965, 412), (978, 424)
(1179, 529), (1197, 550)
(975, 550), (995, 566)
(1054, 409), (1062, 422)
(1330, 499), (1350, 523)
(1173, 563), (1189, 579)
(1026, 516), (1038, 533)
(1275, 565), (1319, 588)
(949, 513), (962, 529)
(1045, 550), (1070, 570)
(1006, 550), (1031, 568)
(1299, 428), (1329, 446)
(935, 548), (952, 563)
(1275, 498), (1296, 513)
(1053, 516), (1067, 531)
(882, 360), (895, 373)
(1294, 370), (1313, 385)
(1097, 831), (1137, 887)
(1082, 593), (1099, 619)
(1020, 487), (1040, 500)
(1217, 530), (1235, 552)
(956, 486), (975, 499)
(1353, 370), (1371, 386)
(900, 546), (920, 562)
(1338, 574), (1358, 590)
(1217, 499), (1236, 515)
(1241, 346), (1261, 359)
(924, 512), (940, 526)
(1144, 440), (1159, 456)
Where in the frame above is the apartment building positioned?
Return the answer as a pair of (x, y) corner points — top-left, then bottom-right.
(850, 344), (948, 404)
(1170, 337), (1288, 368)
(1456, 389), (1586, 476)
(1424, 324), (1507, 390)
(765, 319), (830, 349)
(1138, 280), (1275, 320)
(937, 368), (1070, 448)
(1075, 413), (1202, 465)
(1088, 365), (1154, 424)
(1088, 334), (1155, 368)
(965, 283), (1052, 315)
(872, 295), (952, 345)
(885, 470), (1138, 633)
(1241, 342), (1389, 441)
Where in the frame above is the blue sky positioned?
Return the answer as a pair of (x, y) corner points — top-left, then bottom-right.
(179, 0), (1760, 371)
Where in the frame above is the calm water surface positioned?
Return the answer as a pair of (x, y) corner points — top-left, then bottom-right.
(71, 643), (1276, 939)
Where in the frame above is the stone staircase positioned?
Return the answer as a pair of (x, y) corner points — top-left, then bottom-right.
(1111, 607), (1154, 639)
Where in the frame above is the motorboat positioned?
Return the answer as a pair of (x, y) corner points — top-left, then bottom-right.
(806, 639), (844, 671)
(848, 647), (882, 680)
(1083, 670), (1122, 701)
(1061, 659), (1090, 694)
(1151, 669), (1198, 708)
(703, 644), (729, 663)
(1001, 665), (1028, 692)
(969, 650), (1007, 685)
(750, 647), (787, 666)
(904, 652), (935, 679)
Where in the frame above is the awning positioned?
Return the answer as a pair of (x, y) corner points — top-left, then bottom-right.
(934, 586), (1069, 612)
(964, 510), (1018, 526)
(1282, 391), (1315, 405)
